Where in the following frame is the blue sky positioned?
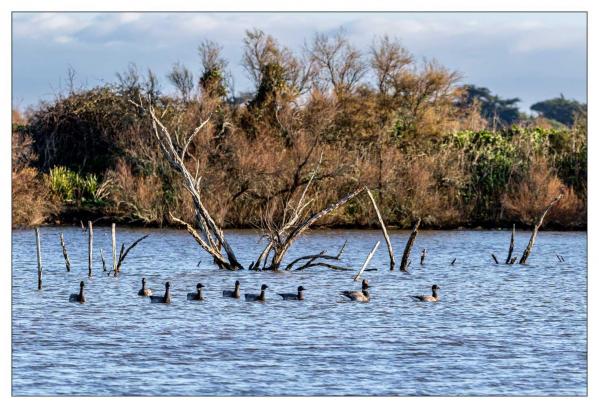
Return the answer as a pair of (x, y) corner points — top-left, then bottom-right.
(12, 12), (587, 112)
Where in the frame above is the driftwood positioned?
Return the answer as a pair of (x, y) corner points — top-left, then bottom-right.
(286, 240), (347, 271)
(111, 223), (117, 272)
(420, 249), (427, 265)
(80, 220), (86, 231)
(88, 221), (93, 277)
(35, 227), (42, 290)
(59, 232), (71, 272)
(400, 218), (421, 272)
(509, 257), (517, 264)
(115, 235), (149, 274)
(519, 194), (563, 265)
(138, 99), (242, 270)
(353, 241), (380, 281)
(296, 262), (352, 271)
(450, 258), (456, 266)
(556, 253), (565, 263)
(366, 188), (395, 270)
(491, 253), (499, 264)
(506, 224), (515, 264)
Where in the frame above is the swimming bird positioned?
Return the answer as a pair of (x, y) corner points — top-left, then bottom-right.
(410, 284), (441, 302)
(138, 277), (153, 297)
(187, 283), (205, 301)
(150, 281), (171, 304)
(278, 286), (305, 300)
(340, 279), (370, 302)
(69, 281), (85, 303)
(245, 284), (268, 301)
(223, 280), (241, 298)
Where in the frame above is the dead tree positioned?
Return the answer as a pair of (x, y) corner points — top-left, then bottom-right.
(519, 193), (563, 265)
(114, 235), (150, 275)
(400, 218), (421, 272)
(260, 186), (366, 270)
(59, 232), (71, 272)
(138, 99), (242, 270)
(505, 224), (515, 264)
(365, 188), (395, 270)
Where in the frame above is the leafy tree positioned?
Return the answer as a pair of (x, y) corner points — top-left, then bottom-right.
(530, 94), (586, 127)
(460, 85), (521, 127)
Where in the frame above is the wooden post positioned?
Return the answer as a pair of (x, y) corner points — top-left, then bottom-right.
(111, 223), (117, 272)
(353, 241), (380, 281)
(35, 227), (42, 290)
(520, 194), (563, 265)
(420, 248), (427, 265)
(88, 221), (93, 277)
(366, 188), (395, 270)
(59, 232), (71, 272)
(100, 249), (107, 272)
(400, 218), (421, 272)
(505, 224), (515, 264)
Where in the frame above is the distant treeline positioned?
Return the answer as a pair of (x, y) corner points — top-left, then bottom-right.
(12, 29), (587, 229)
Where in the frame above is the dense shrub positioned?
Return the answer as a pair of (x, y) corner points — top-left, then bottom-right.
(11, 30), (587, 229)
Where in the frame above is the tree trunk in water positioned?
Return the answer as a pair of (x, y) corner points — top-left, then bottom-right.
(366, 188), (395, 270)
(400, 218), (421, 272)
(505, 224), (515, 264)
(519, 194), (563, 265)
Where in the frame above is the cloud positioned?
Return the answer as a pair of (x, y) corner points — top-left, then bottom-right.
(11, 12), (587, 109)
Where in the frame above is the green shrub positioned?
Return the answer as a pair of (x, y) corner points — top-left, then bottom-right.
(47, 166), (104, 203)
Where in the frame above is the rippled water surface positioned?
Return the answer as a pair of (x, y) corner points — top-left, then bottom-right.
(12, 227), (587, 396)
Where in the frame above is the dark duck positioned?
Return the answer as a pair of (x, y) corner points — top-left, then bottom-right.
(69, 281), (85, 303)
(340, 279), (370, 302)
(245, 284), (268, 301)
(278, 286), (305, 300)
(223, 280), (241, 298)
(138, 277), (153, 297)
(410, 284), (441, 302)
(187, 283), (205, 301)
(150, 281), (172, 304)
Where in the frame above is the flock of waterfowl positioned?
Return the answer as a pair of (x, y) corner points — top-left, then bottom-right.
(69, 278), (441, 304)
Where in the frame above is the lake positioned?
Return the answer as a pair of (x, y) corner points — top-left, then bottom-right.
(11, 227), (587, 396)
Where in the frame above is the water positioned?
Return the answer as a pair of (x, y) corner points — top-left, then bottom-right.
(12, 227), (587, 396)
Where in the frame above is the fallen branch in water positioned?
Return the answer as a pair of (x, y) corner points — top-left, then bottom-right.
(115, 234), (149, 274)
(420, 248), (427, 265)
(491, 253), (499, 264)
(353, 241), (380, 281)
(285, 240), (347, 271)
(296, 262), (352, 271)
(450, 258), (457, 266)
(400, 218), (421, 272)
(519, 193), (563, 265)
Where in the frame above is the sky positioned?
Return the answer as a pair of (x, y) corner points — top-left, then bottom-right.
(11, 12), (587, 112)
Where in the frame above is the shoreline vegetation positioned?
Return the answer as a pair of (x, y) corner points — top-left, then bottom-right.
(12, 29), (586, 232)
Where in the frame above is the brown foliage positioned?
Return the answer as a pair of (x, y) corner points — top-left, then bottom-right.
(501, 158), (585, 227)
